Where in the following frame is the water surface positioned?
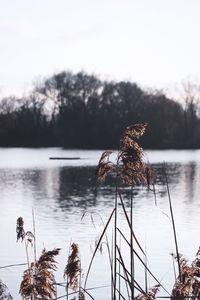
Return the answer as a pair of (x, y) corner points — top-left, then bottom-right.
(0, 148), (200, 299)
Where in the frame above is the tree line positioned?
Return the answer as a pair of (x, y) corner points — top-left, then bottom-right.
(0, 71), (199, 149)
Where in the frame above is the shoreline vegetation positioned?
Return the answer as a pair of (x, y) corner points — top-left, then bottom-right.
(1, 123), (200, 299)
(0, 71), (200, 149)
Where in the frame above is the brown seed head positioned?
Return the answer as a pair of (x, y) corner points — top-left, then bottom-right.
(96, 151), (115, 182)
(20, 248), (60, 299)
(118, 123), (148, 186)
(64, 243), (81, 291)
(171, 252), (200, 299)
(16, 217), (25, 242)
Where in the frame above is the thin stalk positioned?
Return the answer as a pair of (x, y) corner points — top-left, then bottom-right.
(24, 239), (30, 269)
(84, 208), (115, 290)
(56, 285), (110, 300)
(32, 209), (37, 300)
(117, 227), (170, 295)
(171, 253), (177, 282)
(113, 185), (118, 300)
(118, 190), (145, 255)
(118, 272), (130, 299)
(130, 184), (134, 300)
(157, 297), (198, 299)
(79, 258), (82, 300)
(32, 209), (37, 262)
(152, 182), (157, 206)
(163, 164), (181, 281)
(144, 244), (148, 294)
(118, 233), (121, 300)
(81, 287), (95, 299)
(0, 263), (28, 269)
(111, 230), (114, 300)
(23, 234), (32, 299)
(92, 212), (114, 295)
(116, 246), (145, 295)
(116, 270), (145, 295)
(113, 153), (120, 300)
(115, 288), (126, 300)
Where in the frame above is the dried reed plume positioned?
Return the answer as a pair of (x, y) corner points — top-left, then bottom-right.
(0, 280), (13, 300)
(95, 123), (152, 300)
(171, 249), (200, 299)
(135, 284), (160, 300)
(20, 248), (60, 299)
(64, 243), (81, 291)
(118, 123), (148, 186)
(96, 123), (151, 187)
(96, 150), (115, 182)
(16, 217), (35, 247)
(16, 217), (25, 242)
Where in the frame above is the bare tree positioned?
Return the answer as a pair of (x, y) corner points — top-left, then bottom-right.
(181, 79), (200, 141)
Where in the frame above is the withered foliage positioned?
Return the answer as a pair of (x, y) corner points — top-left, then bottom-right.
(134, 285), (160, 300)
(64, 243), (81, 291)
(96, 150), (115, 182)
(16, 217), (34, 245)
(0, 280), (13, 300)
(118, 123), (148, 186)
(171, 249), (200, 299)
(96, 124), (151, 187)
(20, 248), (60, 300)
(16, 217), (25, 242)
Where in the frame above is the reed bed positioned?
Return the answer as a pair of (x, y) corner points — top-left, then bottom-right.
(0, 123), (200, 300)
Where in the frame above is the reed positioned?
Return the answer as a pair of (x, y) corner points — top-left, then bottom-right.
(16, 217), (35, 269)
(19, 248), (60, 300)
(0, 280), (13, 300)
(94, 123), (162, 299)
(171, 250), (200, 299)
(64, 243), (81, 292)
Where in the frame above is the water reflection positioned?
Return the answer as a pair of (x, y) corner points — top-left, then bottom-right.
(1, 153), (200, 300)
(58, 167), (98, 209)
(184, 162), (196, 203)
(0, 161), (199, 219)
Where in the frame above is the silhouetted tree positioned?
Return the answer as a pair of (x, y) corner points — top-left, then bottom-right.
(0, 70), (199, 149)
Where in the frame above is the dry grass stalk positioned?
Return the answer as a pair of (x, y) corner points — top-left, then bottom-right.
(96, 124), (152, 187)
(20, 248), (60, 299)
(16, 217), (25, 242)
(16, 217), (35, 270)
(16, 217), (35, 246)
(95, 124), (152, 300)
(64, 243), (81, 291)
(134, 284), (160, 300)
(171, 250), (200, 299)
(118, 123), (148, 186)
(0, 280), (13, 300)
(96, 150), (115, 182)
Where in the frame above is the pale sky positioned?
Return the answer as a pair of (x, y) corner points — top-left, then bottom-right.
(0, 0), (200, 97)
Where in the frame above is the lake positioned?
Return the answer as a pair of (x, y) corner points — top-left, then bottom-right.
(0, 148), (200, 299)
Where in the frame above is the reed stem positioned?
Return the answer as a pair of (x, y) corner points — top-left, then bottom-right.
(163, 164), (181, 282)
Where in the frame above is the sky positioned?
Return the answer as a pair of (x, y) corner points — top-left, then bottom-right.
(0, 0), (200, 97)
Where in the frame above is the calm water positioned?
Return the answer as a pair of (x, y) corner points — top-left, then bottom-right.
(0, 148), (200, 299)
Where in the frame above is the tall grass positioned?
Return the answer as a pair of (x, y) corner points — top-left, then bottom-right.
(94, 123), (163, 299)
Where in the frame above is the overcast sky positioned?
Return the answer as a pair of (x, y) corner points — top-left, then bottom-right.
(0, 0), (200, 97)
